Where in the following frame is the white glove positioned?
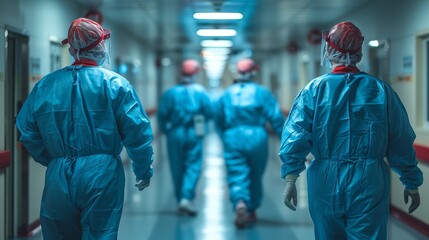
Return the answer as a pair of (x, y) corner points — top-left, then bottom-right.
(404, 189), (420, 214)
(135, 179), (150, 191)
(283, 175), (298, 211)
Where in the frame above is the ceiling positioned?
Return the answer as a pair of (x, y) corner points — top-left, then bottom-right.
(69, 0), (373, 56)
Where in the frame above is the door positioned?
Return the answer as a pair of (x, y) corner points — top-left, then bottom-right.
(4, 29), (30, 238)
(368, 40), (390, 84)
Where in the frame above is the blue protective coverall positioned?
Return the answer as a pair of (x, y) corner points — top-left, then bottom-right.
(279, 69), (423, 240)
(16, 65), (154, 240)
(215, 81), (285, 212)
(157, 81), (213, 202)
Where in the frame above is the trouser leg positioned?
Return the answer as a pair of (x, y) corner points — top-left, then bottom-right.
(224, 150), (250, 209)
(309, 211), (348, 240)
(181, 139), (203, 200)
(41, 158), (82, 240)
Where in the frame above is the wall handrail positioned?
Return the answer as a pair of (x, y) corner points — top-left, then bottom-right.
(414, 144), (429, 164)
(0, 150), (11, 170)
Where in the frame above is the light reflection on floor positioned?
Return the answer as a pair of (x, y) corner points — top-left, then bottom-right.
(200, 136), (228, 240)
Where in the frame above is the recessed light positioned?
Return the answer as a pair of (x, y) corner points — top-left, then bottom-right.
(193, 12), (243, 20)
(197, 29), (237, 37)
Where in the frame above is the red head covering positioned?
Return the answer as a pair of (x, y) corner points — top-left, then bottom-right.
(181, 59), (200, 76)
(325, 21), (363, 54)
(61, 18), (110, 53)
(237, 58), (256, 73)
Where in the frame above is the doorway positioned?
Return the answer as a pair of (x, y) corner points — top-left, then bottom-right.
(368, 40), (390, 84)
(4, 28), (30, 238)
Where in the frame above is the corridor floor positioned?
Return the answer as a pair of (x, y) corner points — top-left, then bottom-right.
(15, 131), (428, 240)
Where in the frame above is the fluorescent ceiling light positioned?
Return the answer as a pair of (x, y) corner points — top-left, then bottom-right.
(368, 40), (380, 47)
(197, 29), (237, 37)
(49, 35), (59, 42)
(201, 40), (233, 48)
(193, 12), (243, 20)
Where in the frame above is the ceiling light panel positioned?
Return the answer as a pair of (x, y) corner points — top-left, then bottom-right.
(196, 29), (237, 37)
(193, 12), (243, 20)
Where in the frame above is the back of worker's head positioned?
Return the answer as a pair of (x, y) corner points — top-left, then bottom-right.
(235, 58), (257, 82)
(181, 59), (200, 76)
(323, 21), (364, 67)
(62, 18), (111, 65)
(180, 59), (200, 83)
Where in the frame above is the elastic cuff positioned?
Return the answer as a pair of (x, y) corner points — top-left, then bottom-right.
(285, 174), (298, 183)
(406, 189), (419, 194)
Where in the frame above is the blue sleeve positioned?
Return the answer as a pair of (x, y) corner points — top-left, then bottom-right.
(114, 81), (154, 181)
(16, 86), (50, 166)
(278, 88), (314, 178)
(386, 88), (423, 190)
(262, 90), (285, 138)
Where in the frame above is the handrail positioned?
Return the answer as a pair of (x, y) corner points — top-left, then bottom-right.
(146, 108), (157, 117)
(0, 150), (11, 170)
(414, 144), (429, 165)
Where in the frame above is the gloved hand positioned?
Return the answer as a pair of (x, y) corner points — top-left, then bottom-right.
(283, 175), (298, 211)
(135, 179), (150, 191)
(404, 189), (420, 214)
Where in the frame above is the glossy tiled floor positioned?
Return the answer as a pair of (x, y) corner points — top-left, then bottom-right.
(14, 128), (429, 240)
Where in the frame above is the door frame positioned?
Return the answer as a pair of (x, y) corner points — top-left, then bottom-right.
(4, 26), (30, 238)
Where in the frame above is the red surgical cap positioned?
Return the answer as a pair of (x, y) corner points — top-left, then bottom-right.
(181, 59), (200, 76)
(237, 58), (256, 73)
(325, 21), (363, 54)
(61, 17), (111, 53)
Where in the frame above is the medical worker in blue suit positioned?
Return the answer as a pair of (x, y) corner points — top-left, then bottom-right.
(158, 59), (213, 216)
(215, 58), (285, 228)
(280, 21), (423, 240)
(16, 18), (154, 240)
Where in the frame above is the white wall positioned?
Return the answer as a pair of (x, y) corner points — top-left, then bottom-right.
(143, 50), (158, 109)
(276, 53), (301, 110)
